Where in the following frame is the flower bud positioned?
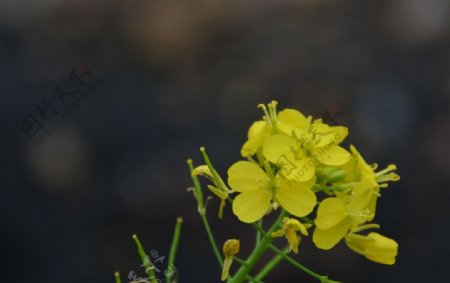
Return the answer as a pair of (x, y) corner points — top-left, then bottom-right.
(221, 239), (240, 281)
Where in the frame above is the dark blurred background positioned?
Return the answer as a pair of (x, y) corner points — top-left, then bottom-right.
(1, 0), (450, 282)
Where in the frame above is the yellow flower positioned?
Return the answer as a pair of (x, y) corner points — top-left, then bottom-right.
(313, 179), (375, 250)
(345, 145), (400, 186)
(241, 101), (311, 157)
(227, 161), (316, 223)
(271, 217), (310, 254)
(345, 232), (398, 265)
(275, 108), (311, 136)
(241, 120), (270, 157)
(340, 145), (400, 221)
(221, 239), (240, 281)
(262, 122), (350, 182)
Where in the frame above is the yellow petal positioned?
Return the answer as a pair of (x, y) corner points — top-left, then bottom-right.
(365, 233), (398, 264)
(248, 121), (266, 139)
(350, 145), (376, 180)
(263, 135), (297, 163)
(345, 232), (398, 265)
(285, 218), (309, 236)
(315, 198), (347, 230)
(310, 122), (337, 147)
(232, 190), (272, 223)
(241, 121), (269, 157)
(314, 145), (350, 166)
(271, 229), (285, 238)
(276, 177), (316, 217)
(221, 257), (233, 281)
(206, 185), (227, 199)
(313, 219), (351, 250)
(227, 161), (270, 193)
(276, 109), (310, 135)
(339, 155), (357, 182)
(366, 186), (380, 222)
(192, 165), (212, 178)
(285, 229), (300, 254)
(281, 157), (316, 183)
(331, 126), (348, 144)
(347, 179), (375, 211)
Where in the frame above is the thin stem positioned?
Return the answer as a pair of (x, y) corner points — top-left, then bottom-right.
(246, 156), (258, 165)
(268, 244), (339, 283)
(132, 234), (158, 283)
(200, 147), (227, 191)
(114, 272), (122, 283)
(299, 216), (314, 225)
(187, 159), (205, 214)
(233, 256), (248, 266)
(254, 246), (289, 281)
(230, 257), (265, 283)
(200, 213), (224, 267)
(228, 210), (288, 283)
(188, 159), (223, 267)
(255, 218), (263, 248)
(263, 160), (275, 180)
(251, 219), (340, 283)
(166, 217), (183, 283)
(255, 150), (265, 166)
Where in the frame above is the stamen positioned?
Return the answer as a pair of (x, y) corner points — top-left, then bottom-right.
(376, 172), (400, 183)
(351, 223), (381, 233)
(375, 164), (397, 177)
(258, 103), (274, 131)
(268, 100), (278, 119)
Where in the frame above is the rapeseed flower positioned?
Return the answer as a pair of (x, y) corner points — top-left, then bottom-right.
(271, 217), (310, 254)
(262, 121), (350, 182)
(241, 101), (312, 157)
(313, 179), (375, 249)
(345, 232), (398, 265)
(228, 161), (316, 223)
(339, 145), (400, 221)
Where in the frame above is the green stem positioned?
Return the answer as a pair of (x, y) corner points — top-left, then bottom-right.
(200, 213), (224, 267)
(166, 217), (183, 283)
(187, 159), (205, 214)
(229, 256), (262, 283)
(132, 234), (158, 283)
(299, 216), (314, 225)
(200, 147), (228, 191)
(246, 156), (258, 165)
(254, 247), (289, 281)
(188, 159), (224, 268)
(228, 210), (287, 283)
(230, 257), (264, 283)
(268, 244), (340, 283)
(114, 272), (122, 283)
(255, 218), (263, 248)
(233, 256), (248, 266)
(251, 219), (340, 283)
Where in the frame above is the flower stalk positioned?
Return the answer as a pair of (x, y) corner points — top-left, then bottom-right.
(166, 217), (183, 283)
(132, 234), (158, 283)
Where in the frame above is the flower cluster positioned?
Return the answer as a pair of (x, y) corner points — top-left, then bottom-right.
(193, 100), (399, 279)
